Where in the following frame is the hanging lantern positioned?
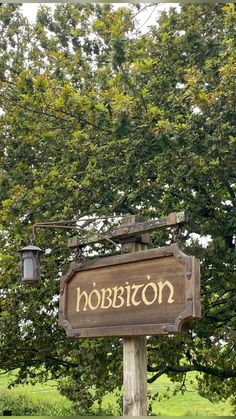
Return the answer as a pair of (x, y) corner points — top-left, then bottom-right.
(19, 244), (42, 284)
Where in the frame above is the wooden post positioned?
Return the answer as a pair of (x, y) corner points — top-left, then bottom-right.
(121, 215), (149, 416)
(123, 336), (147, 416)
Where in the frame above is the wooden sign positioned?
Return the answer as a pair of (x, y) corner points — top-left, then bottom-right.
(59, 244), (201, 338)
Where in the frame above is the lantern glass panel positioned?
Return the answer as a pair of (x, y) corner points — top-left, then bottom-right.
(23, 258), (35, 280)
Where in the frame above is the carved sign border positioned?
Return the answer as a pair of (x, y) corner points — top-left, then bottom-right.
(59, 244), (201, 338)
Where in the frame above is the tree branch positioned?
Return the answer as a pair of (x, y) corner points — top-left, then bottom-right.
(0, 93), (113, 134)
(147, 362), (236, 384)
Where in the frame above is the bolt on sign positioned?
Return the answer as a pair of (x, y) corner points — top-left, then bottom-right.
(59, 244), (201, 338)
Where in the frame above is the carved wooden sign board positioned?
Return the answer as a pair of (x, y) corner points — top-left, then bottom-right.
(59, 244), (201, 338)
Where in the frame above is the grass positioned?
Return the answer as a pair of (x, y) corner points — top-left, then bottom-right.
(0, 372), (60, 402)
(0, 371), (74, 416)
(149, 373), (233, 416)
(0, 370), (234, 416)
(100, 372), (234, 416)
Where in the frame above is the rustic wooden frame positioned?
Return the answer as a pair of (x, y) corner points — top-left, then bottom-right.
(59, 243), (201, 338)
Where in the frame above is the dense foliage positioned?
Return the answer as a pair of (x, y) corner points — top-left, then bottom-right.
(0, 388), (75, 416)
(0, 3), (235, 413)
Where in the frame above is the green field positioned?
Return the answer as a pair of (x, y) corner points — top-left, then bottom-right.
(0, 371), (74, 416)
(149, 373), (233, 416)
(0, 370), (234, 416)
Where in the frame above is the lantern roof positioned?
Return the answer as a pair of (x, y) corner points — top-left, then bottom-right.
(19, 244), (42, 253)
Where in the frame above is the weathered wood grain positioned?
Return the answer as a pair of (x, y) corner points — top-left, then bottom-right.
(123, 336), (147, 416)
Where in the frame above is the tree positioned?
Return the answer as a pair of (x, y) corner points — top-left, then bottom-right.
(0, 3), (235, 414)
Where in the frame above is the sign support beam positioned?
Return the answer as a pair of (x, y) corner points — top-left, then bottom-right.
(121, 215), (149, 417)
(67, 211), (189, 249)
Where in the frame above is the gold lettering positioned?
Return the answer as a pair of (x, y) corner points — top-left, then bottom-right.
(158, 281), (174, 304)
(112, 286), (125, 308)
(101, 287), (112, 309)
(88, 289), (101, 311)
(142, 282), (157, 305)
(125, 282), (131, 307)
(131, 284), (144, 306)
(76, 278), (175, 313)
(76, 287), (88, 312)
